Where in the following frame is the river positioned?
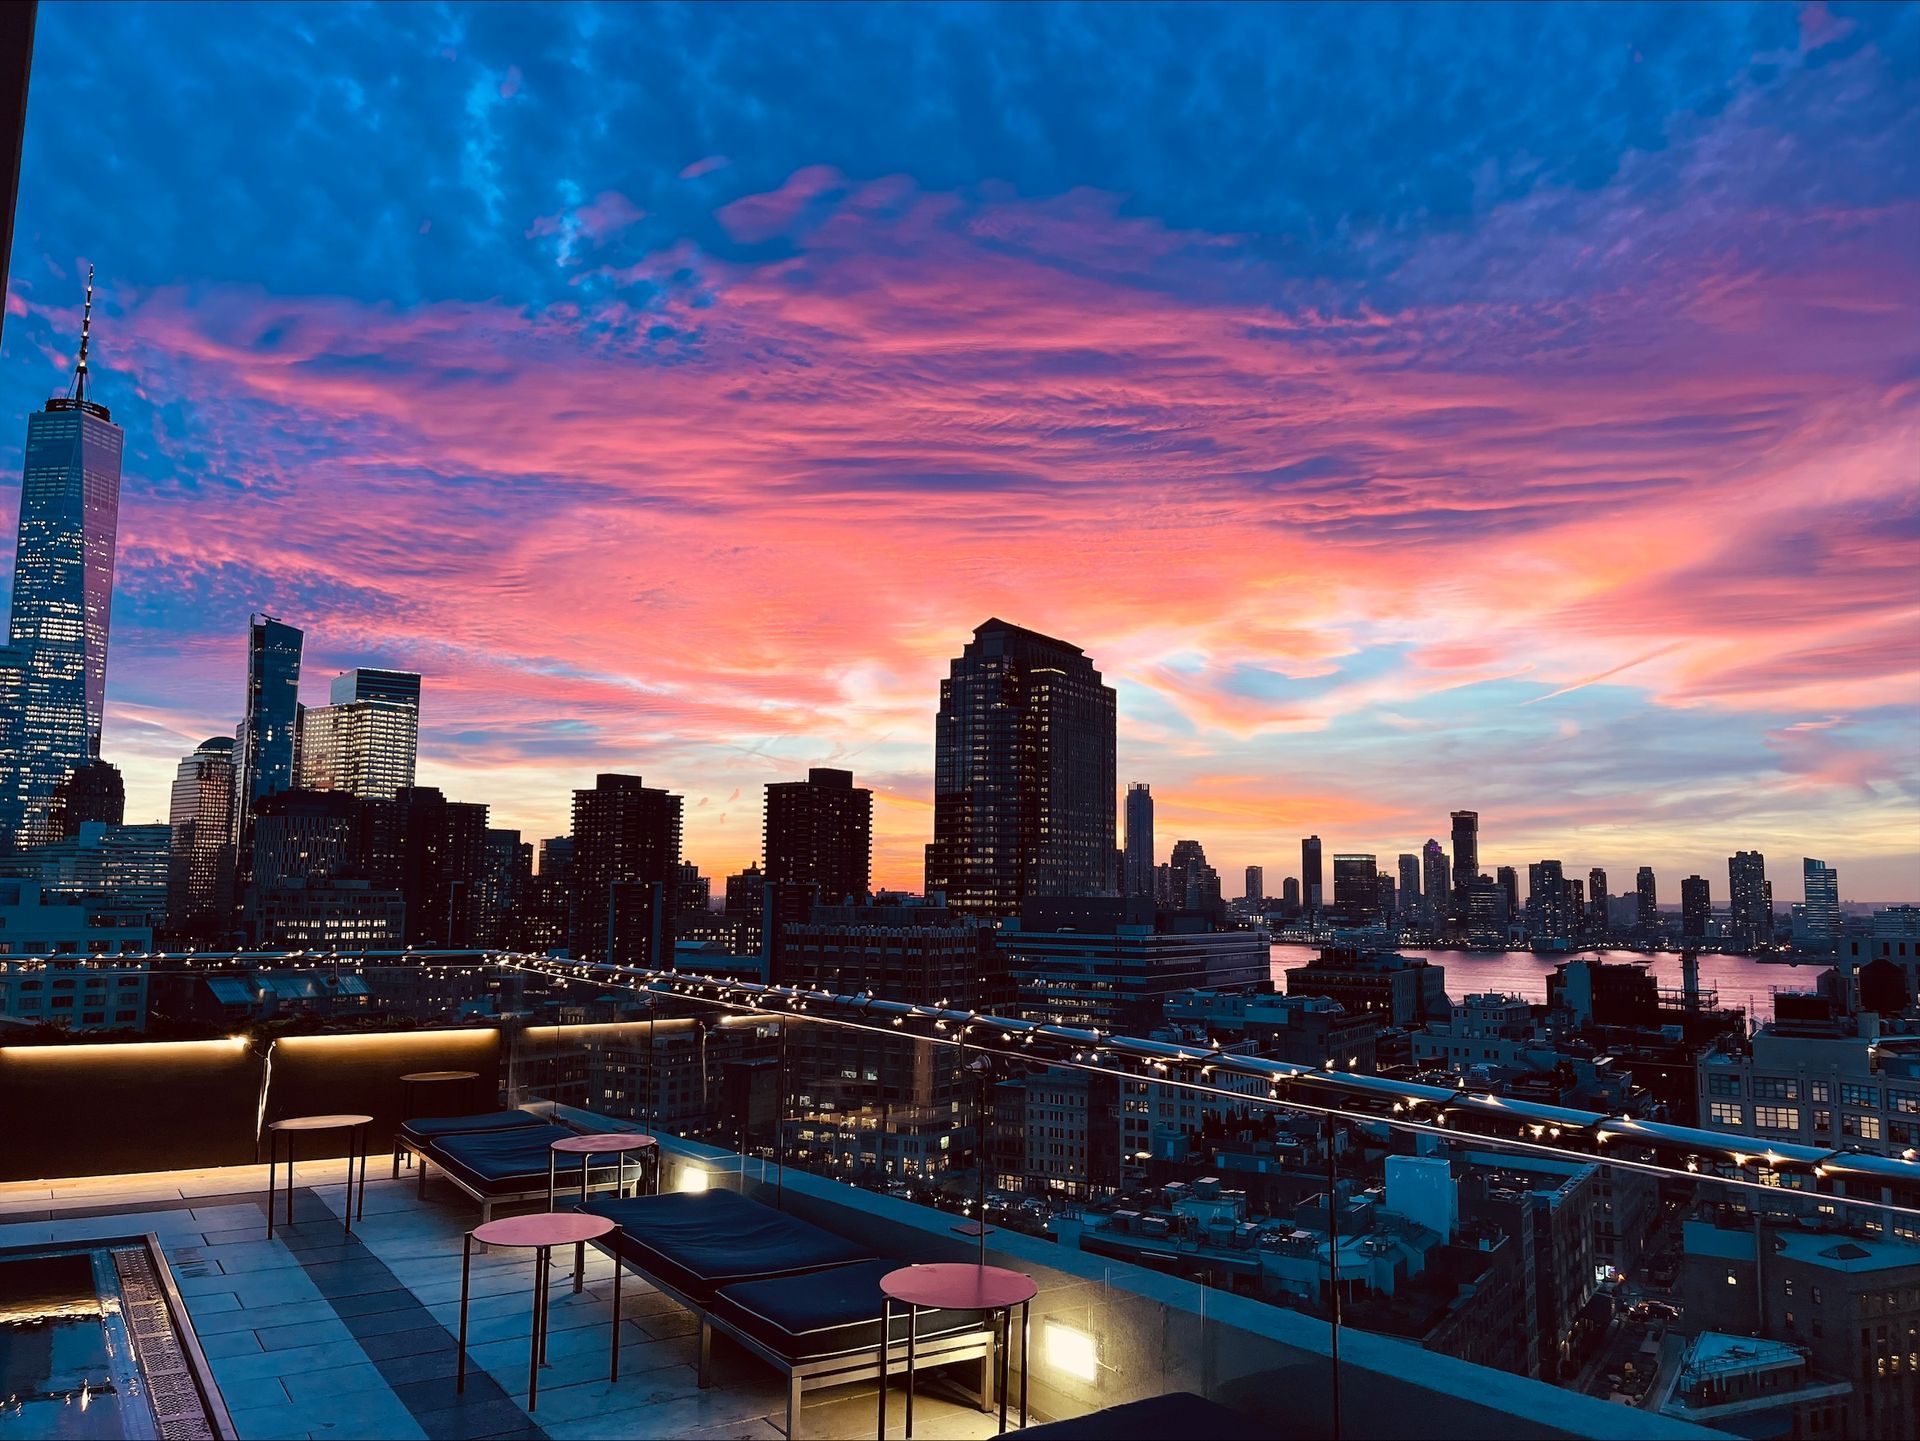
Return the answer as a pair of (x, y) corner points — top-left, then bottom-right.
(1269, 944), (1836, 1023)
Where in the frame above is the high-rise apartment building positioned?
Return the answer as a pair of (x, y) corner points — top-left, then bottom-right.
(925, 620), (1116, 917)
(1397, 853), (1420, 917)
(1281, 876), (1300, 909)
(47, 756), (123, 838)
(1168, 838), (1223, 916)
(1636, 866), (1659, 933)
(0, 271), (124, 849)
(1802, 857), (1842, 949)
(764, 767), (871, 903)
(397, 786), (489, 948)
(1450, 811), (1479, 923)
(1727, 850), (1771, 951)
(165, 737), (236, 940)
(1123, 783), (1154, 899)
(1243, 865), (1264, 908)
(1497, 865), (1520, 920)
(1302, 836), (1324, 911)
(570, 773), (683, 965)
(1527, 860), (1569, 947)
(1681, 875), (1711, 939)
(1588, 869), (1608, 935)
(1422, 840), (1448, 923)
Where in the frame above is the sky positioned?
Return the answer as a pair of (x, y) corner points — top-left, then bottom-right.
(2, 1), (1917, 901)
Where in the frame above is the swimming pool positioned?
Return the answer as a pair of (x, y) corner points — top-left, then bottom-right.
(0, 1237), (233, 1439)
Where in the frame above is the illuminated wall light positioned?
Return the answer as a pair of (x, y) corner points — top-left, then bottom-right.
(1044, 1320), (1099, 1383)
(678, 1166), (711, 1194)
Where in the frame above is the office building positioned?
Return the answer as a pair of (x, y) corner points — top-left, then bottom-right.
(1243, 864), (1264, 909)
(1281, 876), (1300, 909)
(0, 273), (124, 849)
(1331, 854), (1377, 916)
(925, 619), (1116, 917)
(1728, 850), (1772, 951)
(1001, 897), (1267, 1034)
(1802, 857), (1842, 950)
(1397, 853), (1420, 918)
(234, 615), (303, 825)
(1681, 875), (1711, 940)
(1450, 811), (1479, 923)
(764, 767), (871, 903)
(45, 756), (123, 839)
(329, 668), (420, 709)
(165, 736), (236, 940)
(1587, 868), (1608, 937)
(0, 820), (168, 933)
(1496, 865), (1519, 919)
(1636, 866), (1659, 933)
(570, 773), (683, 965)
(1466, 876), (1511, 944)
(1123, 783), (1154, 898)
(1302, 836), (1323, 911)
(297, 685), (419, 801)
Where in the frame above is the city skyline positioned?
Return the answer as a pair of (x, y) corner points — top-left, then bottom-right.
(0, 3), (1915, 896)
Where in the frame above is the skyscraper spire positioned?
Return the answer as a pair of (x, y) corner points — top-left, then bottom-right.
(70, 264), (93, 403)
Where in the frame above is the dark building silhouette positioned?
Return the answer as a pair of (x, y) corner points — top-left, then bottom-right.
(1728, 850), (1771, 951)
(1244, 864), (1264, 908)
(925, 619), (1115, 917)
(1636, 866), (1659, 933)
(47, 756), (123, 837)
(397, 785), (488, 947)
(1123, 782), (1154, 898)
(1450, 810), (1479, 924)
(478, 827), (532, 948)
(525, 835), (574, 952)
(1422, 840), (1448, 922)
(1587, 868), (1608, 936)
(1332, 853), (1378, 916)
(1302, 835), (1323, 912)
(570, 773), (682, 965)
(764, 766), (871, 903)
(1681, 874), (1711, 940)
(1168, 838), (1224, 918)
(1496, 865), (1520, 919)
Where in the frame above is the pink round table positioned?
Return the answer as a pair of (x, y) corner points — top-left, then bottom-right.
(878, 1263), (1036, 1437)
(264, 1114), (372, 1241)
(457, 1211), (620, 1411)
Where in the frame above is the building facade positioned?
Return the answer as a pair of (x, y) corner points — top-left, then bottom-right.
(764, 767), (872, 904)
(925, 619), (1116, 917)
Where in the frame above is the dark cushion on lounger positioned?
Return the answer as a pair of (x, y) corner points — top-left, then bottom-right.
(709, 1257), (983, 1363)
(581, 1190), (873, 1304)
(1016, 1394), (1276, 1440)
(400, 1110), (542, 1142)
(427, 1123), (622, 1196)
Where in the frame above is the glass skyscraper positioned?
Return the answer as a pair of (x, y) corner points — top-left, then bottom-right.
(1122, 782), (1154, 899)
(1, 270), (124, 848)
(925, 619), (1116, 918)
(166, 735), (236, 940)
(234, 614), (304, 827)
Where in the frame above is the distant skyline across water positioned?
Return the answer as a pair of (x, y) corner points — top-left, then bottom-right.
(2, 3), (1915, 897)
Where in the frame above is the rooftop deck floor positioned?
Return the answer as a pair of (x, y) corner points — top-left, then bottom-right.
(0, 1161), (1004, 1441)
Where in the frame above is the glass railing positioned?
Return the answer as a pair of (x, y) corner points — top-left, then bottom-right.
(8, 946), (1920, 1438)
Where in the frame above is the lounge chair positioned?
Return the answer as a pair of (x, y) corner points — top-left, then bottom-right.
(579, 1190), (996, 1438)
(392, 1108), (544, 1178)
(415, 1121), (632, 1223)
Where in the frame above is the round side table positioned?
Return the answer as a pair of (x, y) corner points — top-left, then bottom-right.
(457, 1211), (620, 1412)
(547, 1134), (659, 1291)
(878, 1262), (1036, 1438)
(265, 1114), (373, 1241)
